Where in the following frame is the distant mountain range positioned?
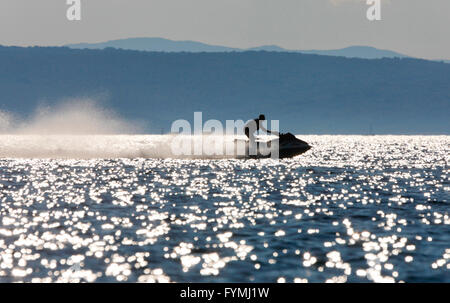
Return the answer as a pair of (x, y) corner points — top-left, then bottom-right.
(1, 45), (449, 134)
(67, 37), (410, 60)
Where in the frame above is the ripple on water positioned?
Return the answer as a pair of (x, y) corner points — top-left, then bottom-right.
(0, 136), (448, 282)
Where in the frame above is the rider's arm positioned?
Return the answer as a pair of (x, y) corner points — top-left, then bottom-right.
(259, 123), (270, 133)
(260, 123), (279, 136)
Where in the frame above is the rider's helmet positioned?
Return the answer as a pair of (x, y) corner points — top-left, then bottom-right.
(259, 114), (266, 120)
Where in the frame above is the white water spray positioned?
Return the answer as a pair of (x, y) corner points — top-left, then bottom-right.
(0, 99), (245, 159)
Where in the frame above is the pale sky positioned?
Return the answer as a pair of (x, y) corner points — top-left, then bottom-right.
(0, 0), (449, 60)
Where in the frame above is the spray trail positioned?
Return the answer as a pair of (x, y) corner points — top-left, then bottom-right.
(0, 99), (246, 158)
(6, 99), (142, 135)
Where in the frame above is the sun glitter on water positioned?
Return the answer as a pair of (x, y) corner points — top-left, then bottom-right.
(0, 135), (448, 282)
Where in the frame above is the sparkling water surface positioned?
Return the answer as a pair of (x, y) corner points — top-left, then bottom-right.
(0, 136), (448, 282)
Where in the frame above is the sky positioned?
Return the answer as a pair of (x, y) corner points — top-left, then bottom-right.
(0, 0), (449, 60)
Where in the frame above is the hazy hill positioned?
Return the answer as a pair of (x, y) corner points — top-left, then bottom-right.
(0, 46), (449, 134)
(67, 37), (239, 53)
(299, 46), (408, 59)
(67, 38), (409, 59)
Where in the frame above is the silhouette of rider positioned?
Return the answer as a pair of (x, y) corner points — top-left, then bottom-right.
(244, 114), (279, 154)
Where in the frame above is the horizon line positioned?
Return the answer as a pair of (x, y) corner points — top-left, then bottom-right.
(4, 36), (450, 61)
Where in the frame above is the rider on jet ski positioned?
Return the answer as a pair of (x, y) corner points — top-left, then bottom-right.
(244, 114), (279, 153)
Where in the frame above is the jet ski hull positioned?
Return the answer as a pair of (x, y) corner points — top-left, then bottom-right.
(238, 133), (311, 159)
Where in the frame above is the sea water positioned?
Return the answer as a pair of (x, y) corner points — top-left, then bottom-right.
(0, 135), (448, 282)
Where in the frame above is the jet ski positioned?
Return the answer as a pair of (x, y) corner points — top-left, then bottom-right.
(237, 133), (311, 159)
(275, 132), (312, 159)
